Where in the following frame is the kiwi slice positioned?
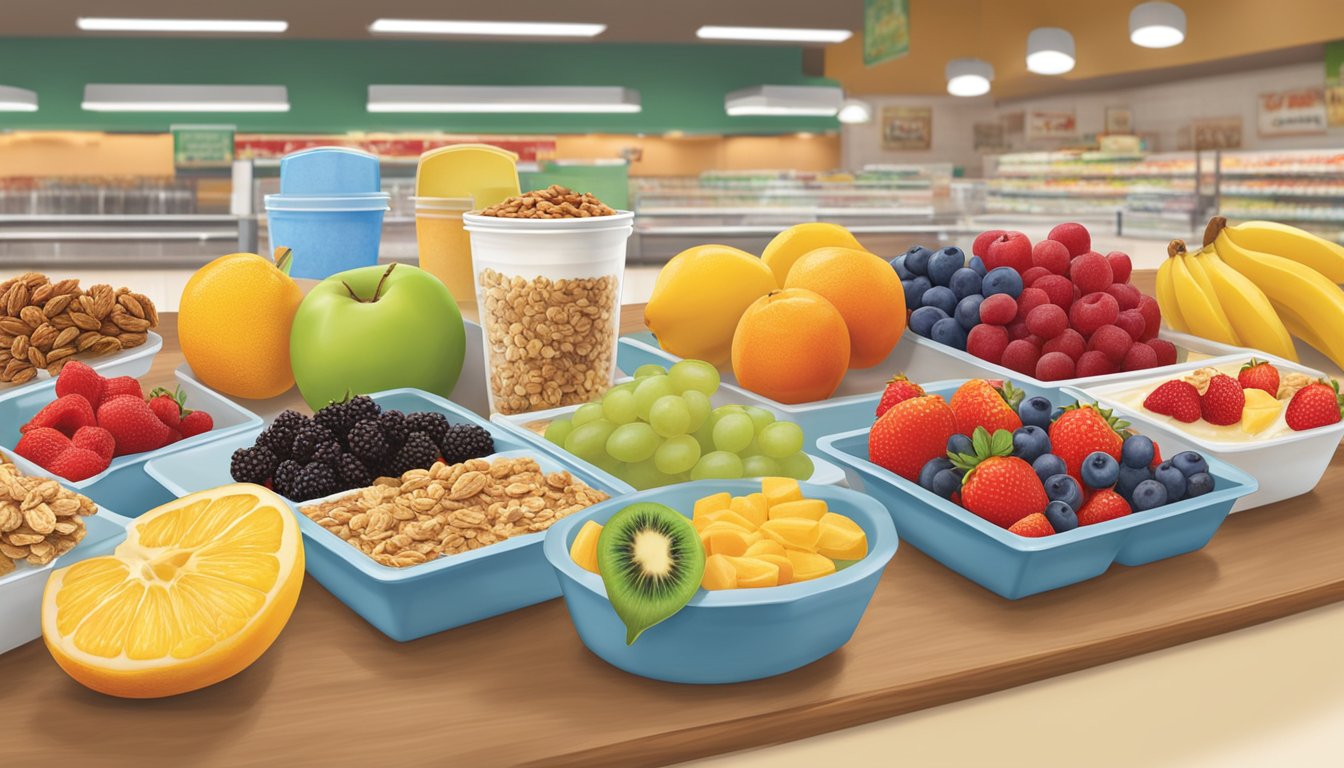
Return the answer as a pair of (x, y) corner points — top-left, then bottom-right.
(596, 502), (706, 645)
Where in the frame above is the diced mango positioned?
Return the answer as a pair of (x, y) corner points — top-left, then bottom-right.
(730, 493), (769, 529)
(761, 477), (803, 507)
(755, 553), (795, 584)
(708, 509), (758, 532)
(701, 521), (759, 557)
(702, 554), (738, 590)
(817, 512), (868, 560)
(786, 550), (837, 582)
(767, 498), (828, 521)
(759, 518), (822, 551)
(569, 520), (603, 574)
(1241, 388), (1283, 434)
(725, 556), (780, 588)
(693, 492), (732, 521)
(744, 539), (786, 558)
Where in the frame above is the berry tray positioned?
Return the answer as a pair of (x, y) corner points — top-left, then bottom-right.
(0, 368), (263, 518)
(815, 381), (1258, 599)
(542, 479), (898, 684)
(0, 331), (163, 402)
(145, 388), (625, 642)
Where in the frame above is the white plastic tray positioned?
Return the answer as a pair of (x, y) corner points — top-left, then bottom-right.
(0, 331), (163, 403)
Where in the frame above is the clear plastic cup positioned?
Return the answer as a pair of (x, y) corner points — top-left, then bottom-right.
(463, 211), (634, 416)
(413, 196), (476, 304)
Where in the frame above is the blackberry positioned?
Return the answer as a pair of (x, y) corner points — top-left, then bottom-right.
(256, 410), (309, 459)
(439, 423), (495, 465)
(311, 441), (342, 468)
(346, 395), (381, 425)
(347, 418), (389, 466)
(336, 453), (372, 489)
(273, 459), (302, 497)
(406, 411), (450, 445)
(230, 445), (278, 484)
(384, 431), (439, 477)
(313, 401), (353, 442)
(379, 410), (409, 446)
(291, 461), (338, 501)
(291, 422), (336, 463)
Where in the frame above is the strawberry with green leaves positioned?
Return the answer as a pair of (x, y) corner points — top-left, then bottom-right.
(1238, 358), (1280, 397)
(949, 379), (1023, 437)
(951, 427), (1048, 529)
(869, 394), (958, 482)
(1049, 403), (1129, 482)
(875, 374), (926, 418)
(1285, 379), (1344, 431)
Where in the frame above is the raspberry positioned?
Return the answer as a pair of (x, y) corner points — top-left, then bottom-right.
(1032, 274), (1074, 309)
(1007, 320), (1032, 341)
(1021, 266), (1052, 286)
(1035, 351), (1077, 381)
(1001, 340), (1041, 376)
(1022, 334), (1045, 348)
(966, 324), (1010, 365)
(1076, 350), (1116, 377)
(1069, 292), (1120, 336)
(1106, 251), (1133, 283)
(1031, 239), (1072, 275)
(978, 293), (1017, 325)
(1088, 324), (1133, 365)
(1042, 328), (1086, 360)
(1121, 342), (1159, 371)
(1146, 338), (1178, 366)
(1115, 308), (1147, 341)
(1014, 287), (1051, 322)
(1104, 282), (1141, 310)
(1025, 304), (1069, 339)
(973, 229), (1006, 257)
(1047, 222), (1091, 257)
(1136, 295), (1162, 340)
(1070, 252), (1114, 294)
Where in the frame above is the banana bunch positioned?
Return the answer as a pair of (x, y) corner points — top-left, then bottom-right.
(1156, 216), (1344, 367)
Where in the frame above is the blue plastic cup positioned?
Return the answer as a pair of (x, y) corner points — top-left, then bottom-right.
(265, 195), (389, 279)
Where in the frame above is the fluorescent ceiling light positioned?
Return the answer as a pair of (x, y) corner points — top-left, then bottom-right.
(696, 26), (852, 44)
(369, 19), (605, 37)
(77, 17), (288, 33)
(1026, 27), (1076, 75)
(725, 85), (843, 117)
(945, 58), (994, 97)
(1129, 2), (1185, 48)
(0, 85), (38, 112)
(368, 85), (640, 113)
(837, 98), (873, 124)
(82, 84), (290, 112)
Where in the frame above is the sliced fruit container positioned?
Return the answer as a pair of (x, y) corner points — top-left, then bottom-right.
(0, 331), (163, 400)
(542, 479), (898, 684)
(0, 368), (262, 518)
(1067, 354), (1344, 513)
(145, 388), (624, 642)
(815, 380), (1258, 600)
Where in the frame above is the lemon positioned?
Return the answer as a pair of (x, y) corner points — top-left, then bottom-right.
(644, 245), (777, 368)
(760, 223), (865, 284)
(42, 484), (304, 699)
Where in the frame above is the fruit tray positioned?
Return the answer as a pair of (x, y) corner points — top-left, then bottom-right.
(0, 331), (163, 401)
(816, 380), (1258, 599)
(1069, 354), (1344, 513)
(0, 368), (263, 518)
(145, 388), (625, 642)
(542, 479), (898, 684)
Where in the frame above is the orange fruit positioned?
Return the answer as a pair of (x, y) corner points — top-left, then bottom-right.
(784, 247), (906, 368)
(644, 244), (778, 368)
(731, 289), (850, 404)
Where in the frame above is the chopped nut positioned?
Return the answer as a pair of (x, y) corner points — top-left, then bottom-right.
(0, 462), (97, 569)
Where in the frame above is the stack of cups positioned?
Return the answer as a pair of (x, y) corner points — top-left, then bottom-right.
(412, 196), (476, 303)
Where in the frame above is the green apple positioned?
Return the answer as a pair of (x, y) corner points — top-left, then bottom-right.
(290, 262), (466, 409)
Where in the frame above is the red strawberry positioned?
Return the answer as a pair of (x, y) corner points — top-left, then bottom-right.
(72, 425), (116, 463)
(949, 379), (1023, 436)
(1238, 358), (1280, 397)
(1049, 403), (1128, 482)
(1008, 513), (1056, 537)
(179, 410), (214, 438)
(953, 427), (1049, 528)
(14, 427), (72, 467)
(22, 394), (97, 436)
(1200, 374), (1245, 426)
(1151, 441), (1163, 470)
(875, 374), (926, 418)
(869, 395), (958, 482)
(54, 361), (106, 411)
(1285, 379), (1344, 431)
(46, 447), (109, 482)
(147, 387), (185, 430)
(164, 428), (183, 445)
(1143, 380), (1201, 423)
(96, 395), (172, 456)
(103, 376), (143, 400)
(1077, 489), (1131, 525)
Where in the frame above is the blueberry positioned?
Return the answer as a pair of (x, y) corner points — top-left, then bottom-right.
(1115, 464), (1152, 501)
(922, 285), (958, 315)
(1012, 426), (1051, 463)
(903, 276), (932, 309)
(982, 267), (1024, 299)
(1172, 451), (1209, 478)
(947, 433), (974, 458)
(931, 468), (964, 499)
(1033, 453), (1067, 483)
(955, 295), (985, 330)
(1153, 461), (1187, 502)
(949, 268), (983, 300)
(969, 255), (988, 276)
(1043, 473), (1083, 511)
(1050, 406), (1065, 422)
(1131, 479), (1169, 511)
(1080, 451), (1120, 489)
(1120, 434), (1155, 469)
(904, 246), (933, 276)
(909, 305), (949, 337)
(1044, 500), (1079, 532)
(1185, 471), (1215, 497)
(931, 317), (968, 350)
(1018, 396), (1054, 430)
(891, 254), (914, 280)
(927, 247), (966, 286)
(919, 457), (953, 490)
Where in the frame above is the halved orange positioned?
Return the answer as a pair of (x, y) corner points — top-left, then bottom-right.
(42, 484), (304, 698)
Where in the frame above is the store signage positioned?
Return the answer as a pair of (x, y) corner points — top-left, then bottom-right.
(864, 0), (910, 66)
(1027, 110), (1076, 140)
(1326, 41), (1344, 127)
(880, 106), (931, 150)
(171, 124), (235, 169)
(1257, 89), (1328, 137)
(234, 133), (556, 162)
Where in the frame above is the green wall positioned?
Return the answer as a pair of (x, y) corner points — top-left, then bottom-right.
(0, 37), (839, 134)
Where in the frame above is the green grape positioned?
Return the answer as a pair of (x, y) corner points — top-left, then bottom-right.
(739, 437), (762, 457)
(633, 375), (676, 420)
(712, 404), (746, 418)
(712, 412), (754, 453)
(758, 421), (805, 459)
(543, 418), (573, 446)
(565, 419), (615, 462)
(622, 458), (674, 490)
(743, 406), (776, 432)
(634, 364), (667, 379)
(606, 422), (659, 463)
(691, 451), (744, 480)
(606, 381), (637, 396)
(648, 395), (691, 437)
(591, 454), (625, 477)
(692, 419), (716, 454)
(742, 454), (784, 478)
(668, 359), (720, 395)
(601, 388), (638, 425)
(572, 402), (605, 427)
(779, 451), (815, 480)
(681, 390), (712, 432)
(654, 434), (701, 475)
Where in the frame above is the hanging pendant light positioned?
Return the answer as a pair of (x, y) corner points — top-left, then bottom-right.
(946, 59), (994, 97)
(1129, 2), (1186, 48)
(1026, 27), (1076, 75)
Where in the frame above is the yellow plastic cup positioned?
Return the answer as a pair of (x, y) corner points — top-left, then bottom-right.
(413, 196), (476, 305)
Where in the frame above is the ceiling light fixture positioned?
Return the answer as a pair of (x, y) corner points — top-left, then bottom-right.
(0, 85), (38, 112)
(696, 26), (853, 44)
(1129, 2), (1186, 48)
(369, 19), (605, 37)
(724, 85), (843, 116)
(82, 84), (290, 112)
(837, 98), (873, 124)
(946, 59), (994, 97)
(367, 85), (640, 113)
(77, 17), (288, 33)
(1026, 27), (1076, 75)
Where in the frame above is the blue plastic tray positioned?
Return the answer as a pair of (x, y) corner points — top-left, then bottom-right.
(145, 388), (626, 642)
(0, 368), (262, 518)
(542, 479), (898, 684)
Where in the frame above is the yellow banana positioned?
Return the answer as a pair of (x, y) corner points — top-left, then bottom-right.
(1222, 220), (1344, 283)
(1170, 249), (1240, 346)
(1196, 245), (1297, 360)
(1270, 298), (1333, 362)
(1154, 255), (1190, 333)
